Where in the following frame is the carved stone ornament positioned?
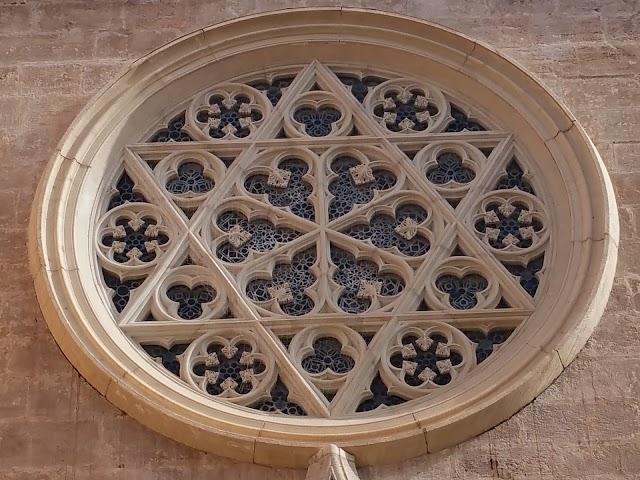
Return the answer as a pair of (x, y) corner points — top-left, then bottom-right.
(29, 8), (617, 470)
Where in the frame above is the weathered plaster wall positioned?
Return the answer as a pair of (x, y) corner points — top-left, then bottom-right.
(0, 1), (638, 478)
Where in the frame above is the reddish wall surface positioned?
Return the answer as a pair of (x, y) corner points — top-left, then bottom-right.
(1, 1), (638, 478)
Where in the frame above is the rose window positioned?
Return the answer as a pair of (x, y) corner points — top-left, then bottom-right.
(92, 61), (556, 415)
(31, 9), (617, 469)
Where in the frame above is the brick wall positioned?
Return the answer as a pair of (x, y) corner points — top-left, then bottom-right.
(0, 1), (637, 478)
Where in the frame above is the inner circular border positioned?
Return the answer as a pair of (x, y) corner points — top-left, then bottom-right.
(28, 8), (619, 468)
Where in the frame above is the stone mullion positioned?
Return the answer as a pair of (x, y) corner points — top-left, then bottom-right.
(186, 144), (259, 234)
(387, 130), (511, 145)
(396, 310), (530, 329)
(185, 230), (263, 321)
(122, 148), (189, 232)
(454, 223), (537, 309)
(390, 222), (459, 315)
(316, 63), (458, 228)
(120, 313), (396, 339)
(121, 318), (258, 341)
(127, 141), (253, 161)
(254, 131), (510, 149)
(314, 146), (331, 229)
(253, 321), (332, 418)
(329, 316), (397, 417)
(314, 230), (332, 313)
(227, 229), (320, 282)
(451, 135), (515, 221)
(227, 194), (318, 233)
(256, 312), (394, 333)
(117, 232), (189, 325)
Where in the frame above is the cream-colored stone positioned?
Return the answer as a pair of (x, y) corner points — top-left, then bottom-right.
(28, 7), (618, 471)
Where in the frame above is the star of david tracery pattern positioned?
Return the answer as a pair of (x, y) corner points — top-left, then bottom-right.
(97, 63), (550, 417)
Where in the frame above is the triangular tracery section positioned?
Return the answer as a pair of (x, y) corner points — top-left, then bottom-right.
(127, 144), (241, 223)
(270, 323), (374, 406)
(251, 377), (307, 415)
(248, 75), (298, 106)
(356, 373), (407, 412)
(462, 149), (548, 300)
(407, 230), (535, 313)
(98, 165), (178, 317)
(102, 270), (146, 313)
(149, 111), (194, 142)
(495, 157), (535, 194)
(265, 65), (381, 140)
(333, 71), (389, 103)
(445, 104), (487, 132)
(392, 137), (509, 214)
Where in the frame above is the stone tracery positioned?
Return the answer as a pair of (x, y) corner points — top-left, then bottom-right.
(30, 8), (617, 467)
(96, 62), (549, 418)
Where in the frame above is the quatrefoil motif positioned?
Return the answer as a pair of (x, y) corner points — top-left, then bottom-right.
(102, 217), (169, 263)
(328, 156), (396, 221)
(196, 94), (263, 138)
(192, 342), (266, 396)
(331, 246), (405, 314)
(215, 210), (300, 263)
(374, 89), (439, 132)
(293, 107), (342, 137)
(435, 274), (488, 310)
(301, 337), (355, 375)
(246, 247), (317, 316)
(344, 204), (430, 257)
(390, 333), (463, 386)
(244, 158), (315, 221)
(475, 202), (543, 249)
(167, 284), (216, 320)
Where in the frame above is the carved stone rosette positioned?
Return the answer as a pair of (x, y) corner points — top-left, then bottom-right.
(365, 79), (449, 134)
(186, 83), (270, 140)
(97, 202), (172, 273)
(181, 329), (275, 404)
(380, 322), (474, 399)
(471, 190), (549, 262)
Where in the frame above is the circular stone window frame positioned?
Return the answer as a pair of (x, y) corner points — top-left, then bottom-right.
(29, 8), (618, 468)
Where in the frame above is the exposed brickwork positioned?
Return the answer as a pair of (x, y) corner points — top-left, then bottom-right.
(1, 0), (638, 478)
